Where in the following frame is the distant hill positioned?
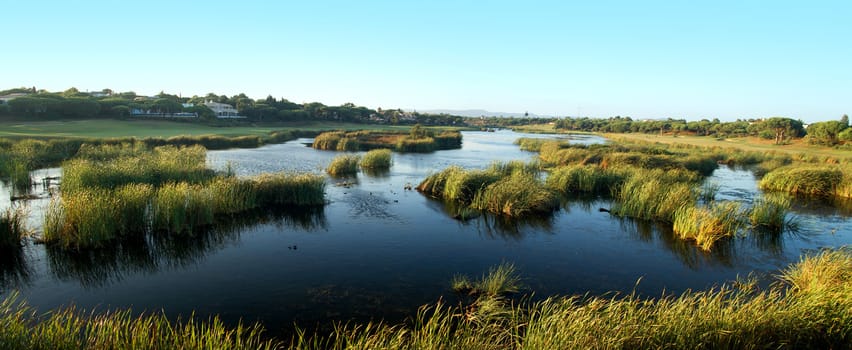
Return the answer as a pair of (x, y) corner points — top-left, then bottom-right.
(417, 109), (550, 118)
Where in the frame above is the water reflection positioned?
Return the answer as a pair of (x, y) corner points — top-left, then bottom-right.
(424, 197), (555, 239)
(46, 206), (326, 288)
(0, 246), (30, 291)
(618, 218), (736, 269)
(792, 197), (852, 217)
(474, 213), (555, 239)
(47, 236), (157, 288)
(361, 167), (391, 178)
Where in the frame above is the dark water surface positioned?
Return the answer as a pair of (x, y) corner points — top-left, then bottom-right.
(1, 130), (850, 336)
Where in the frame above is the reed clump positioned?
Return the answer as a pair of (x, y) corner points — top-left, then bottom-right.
(326, 154), (360, 176)
(534, 141), (720, 176)
(44, 144), (325, 249)
(334, 137), (360, 151)
(417, 166), (465, 198)
(61, 145), (213, 194)
(443, 168), (503, 203)
(433, 131), (463, 150)
(396, 137), (436, 153)
(151, 182), (215, 234)
(471, 172), (559, 217)
(545, 165), (629, 195)
(419, 162), (556, 217)
(251, 172), (326, 207)
(359, 149), (392, 170)
(451, 263), (522, 297)
(42, 189), (121, 248)
(0, 207), (28, 248)
(759, 165), (845, 197)
(312, 129), (463, 153)
(43, 171), (325, 248)
(673, 202), (744, 251)
(514, 137), (551, 152)
(611, 171), (699, 222)
(749, 193), (793, 232)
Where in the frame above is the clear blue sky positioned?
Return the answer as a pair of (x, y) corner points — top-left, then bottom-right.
(2, 0), (849, 122)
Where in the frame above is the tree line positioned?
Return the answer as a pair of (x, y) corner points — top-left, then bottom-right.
(0, 87), (465, 126)
(1, 87), (848, 144)
(548, 115), (851, 145)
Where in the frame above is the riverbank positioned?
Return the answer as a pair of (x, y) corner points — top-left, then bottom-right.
(0, 119), (470, 139)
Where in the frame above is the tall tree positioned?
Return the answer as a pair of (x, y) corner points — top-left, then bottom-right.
(763, 117), (804, 145)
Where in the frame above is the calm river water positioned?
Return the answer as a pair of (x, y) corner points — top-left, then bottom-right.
(1, 130), (850, 336)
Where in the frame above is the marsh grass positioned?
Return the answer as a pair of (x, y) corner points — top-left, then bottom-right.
(545, 165), (628, 195)
(419, 163), (556, 217)
(43, 189), (120, 248)
(251, 172), (326, 207)
(0, 133), (299, 181)
(289, 249), (852, 349)
(113, 183), (154, 235)
(611, 173), (698, 222)
(0, 293), (279, 349)
(760, 165), (845, 197)
(673, 202), (744, 251)
(433, 131), (463, 150)
(359, 149), (392, 170)
(311, 131), (345, 150)
(0, 207), (28, 248)
(44, 172), (325, 248)
(699, 182), (720, 203)
(312, 130), (462, 153)
(443, 169), (502, 203)
(514, 137), (550, 152)
(396, 137), (436, 152)
(2, 250), (851, 348)
(152, 182), (215, 234)
(753, 157), (793, 177)
(471, 172), (558, 217)
(453, 263), (522, 297)
(61, 145), (213, 194)
(749, 193), (793, 232)
(488, 159), (540, 177)
(326, 154), (360, 176)
(417, 166), (465, 199)
(335, 137), (360, 151)
(208, 176), (258, 214)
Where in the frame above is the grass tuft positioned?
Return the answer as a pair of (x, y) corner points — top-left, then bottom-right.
(471, 173), (558, 217)
(673, 202), (744, 251)
(359, 149), (392, 170)
(326, 154), (360, 176)
(749, 193), (793, 232)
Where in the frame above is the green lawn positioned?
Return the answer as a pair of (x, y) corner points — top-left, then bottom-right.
(606, 132), (852, 160)
(0, 119), (446, 139)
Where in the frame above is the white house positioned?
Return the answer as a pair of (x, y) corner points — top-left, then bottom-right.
(0, 93), (29, 104)
(203, 101), (243, 118)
